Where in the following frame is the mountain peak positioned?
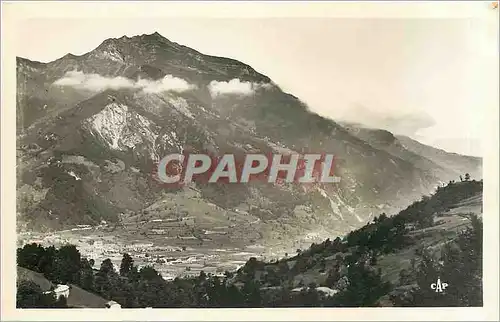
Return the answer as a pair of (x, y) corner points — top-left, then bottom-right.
(93, 32), (175, 55)
(148, 31), (163, 38)
(138, 31), (171, 43)
(97, 32), (168, 47)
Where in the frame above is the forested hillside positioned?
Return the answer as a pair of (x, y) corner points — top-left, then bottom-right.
(17, 178), (483, 307)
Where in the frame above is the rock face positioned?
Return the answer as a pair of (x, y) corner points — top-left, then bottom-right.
(16, 32), (482, 247)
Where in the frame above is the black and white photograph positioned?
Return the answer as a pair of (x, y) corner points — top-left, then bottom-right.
(1, 1), (499, 320)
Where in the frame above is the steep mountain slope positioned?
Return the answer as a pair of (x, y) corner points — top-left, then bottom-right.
(341, 122), (482, 183)
(396, 134), (482, 180)
(16, 32), (481, 248)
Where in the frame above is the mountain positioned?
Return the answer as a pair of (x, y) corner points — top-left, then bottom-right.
(340, 122), (482, 183)
(16, 32), (482, 250)
(395, 135), (482, 180)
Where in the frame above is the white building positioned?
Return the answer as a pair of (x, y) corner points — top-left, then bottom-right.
(105, 300), (121, 309)
(44, 284), (70, 299)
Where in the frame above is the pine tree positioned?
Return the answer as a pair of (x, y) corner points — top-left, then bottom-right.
(119, 253), (134, 277)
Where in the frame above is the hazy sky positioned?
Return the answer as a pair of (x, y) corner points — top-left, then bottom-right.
(14, 13), (498, 156)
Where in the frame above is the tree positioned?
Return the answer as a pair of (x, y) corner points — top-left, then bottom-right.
(325, 267), (340, 288)
(79, 258), (95, 291)
(16, 280), (65, 308)
(242, 279), (262, 307)
(441, 214), (482, 306)
(378, 213), (388, 222)
(100, 258), (114, 274)
(17, 243), (46, 271)
(329, 262), (391, 307)
(224, 271), (234, 280)
(47, 245), (81, 284)
(119, 253), (134, 277)
(395, 215), (483, 307)
(198, 270), (207, 282)
(38, 246), (57, 275)
(94, 259), (118, 299)
(140, 266), (162, 281)
(293, 256), (309, 274)
(242, 257), (260, 280)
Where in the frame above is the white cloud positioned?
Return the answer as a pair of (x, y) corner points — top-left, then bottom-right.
(137, 75), (196, 94)
(208, 78), (272, 98)
(53, 70), (196, 93)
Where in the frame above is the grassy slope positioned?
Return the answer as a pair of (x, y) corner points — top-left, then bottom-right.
(233, 180), (483, 293)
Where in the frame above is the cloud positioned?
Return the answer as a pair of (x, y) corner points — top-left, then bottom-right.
(53, 70), (196, 93)
(337, 104), (436, 137)
(381, 113), (436, 137)
(53, 70), (135, 91)
(208, 78), (272, 98)
(136, 75), (196, 94)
